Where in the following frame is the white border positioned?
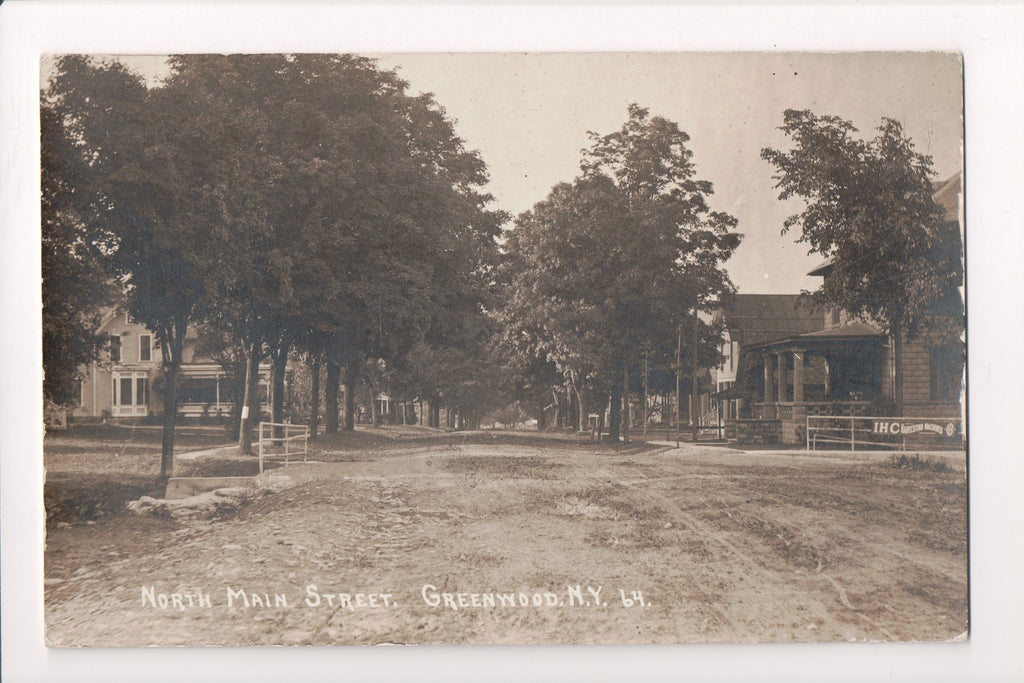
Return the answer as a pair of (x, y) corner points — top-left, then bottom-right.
(3, 3), (1022, 682)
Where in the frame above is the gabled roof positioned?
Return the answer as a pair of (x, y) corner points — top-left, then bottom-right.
(718, 294), (824, 346)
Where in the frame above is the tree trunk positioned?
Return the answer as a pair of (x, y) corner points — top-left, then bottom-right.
(159, 333), (184, 479)
(227, 371), (243, 441)
(609, 383), (623, 442)
(675, 325), (682, 441)
(271, 340), (290, 440)
(574, 385), (584, 433)
(642, 351), (648, 440)
(343, 359), (358, 431)
(622, 365), (630, 441)
(369, 380), (379, 425)
(691, 309), (700, 439)
(308, 357), (320, 437)
(325, 360), (340, 433)
(160, 366), (178, 478)
(565, 383), (575, 433)
(237, 340), (260, 454)
(430, 398), (440, 428)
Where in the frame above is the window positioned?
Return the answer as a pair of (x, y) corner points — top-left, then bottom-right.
(119, 377), (133, 406)
(109, 336), (122, 363)
(113, 372), (149, 407)
(139, 334), (152, 362)
(180, 377), (218, 404)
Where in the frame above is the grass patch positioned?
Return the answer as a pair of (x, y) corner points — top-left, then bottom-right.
(890, 453), (950, 472)
(44, 425), (263, 526)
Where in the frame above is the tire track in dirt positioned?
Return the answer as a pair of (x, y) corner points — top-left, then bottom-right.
(44, 437), (966, 645)
(587, 461), (896, 640)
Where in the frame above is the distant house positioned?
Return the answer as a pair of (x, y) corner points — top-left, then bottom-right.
(71, 310), (270, 421)
(710, 294), (824, 423)
(719, 172), (964, 445)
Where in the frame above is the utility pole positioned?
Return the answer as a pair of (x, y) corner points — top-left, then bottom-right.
(642, 349), (648, 441)
(675, 325), (681, 447)
(692, 309), (700, 441)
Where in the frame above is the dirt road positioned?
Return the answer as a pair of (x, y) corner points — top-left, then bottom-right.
(44, 435), (967, 645)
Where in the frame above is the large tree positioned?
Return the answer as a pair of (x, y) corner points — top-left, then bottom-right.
(44, 56), (238, 476)
(44, 53), (505, 468)
(503, 105), (741, 440)
(41, 69), (124, 406)
(761, 109), (964, 412)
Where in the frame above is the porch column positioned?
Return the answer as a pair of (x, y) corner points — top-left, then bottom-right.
(777, 353), (788, 402)
(792, 350), (804, 403)
(763, 356), (775, 402)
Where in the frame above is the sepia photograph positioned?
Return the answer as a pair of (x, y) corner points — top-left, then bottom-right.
(3, 3), (1024, 682)
(40, 51), (967, 647)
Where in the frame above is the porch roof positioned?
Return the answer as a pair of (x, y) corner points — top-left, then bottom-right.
(746, 322), (885, 353)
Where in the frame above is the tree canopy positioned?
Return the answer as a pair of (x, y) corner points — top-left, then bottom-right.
(42, 54), (505, 469)
(41, 63), (128, 405)
(761, 108), (964, 410)
(501, 104), (741, 439)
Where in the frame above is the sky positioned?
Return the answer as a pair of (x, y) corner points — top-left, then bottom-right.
(372, 53), (963, 295)
(95, 52), (964, 295)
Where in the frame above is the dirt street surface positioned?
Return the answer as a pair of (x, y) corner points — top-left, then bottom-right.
(44, 432), (967, 646)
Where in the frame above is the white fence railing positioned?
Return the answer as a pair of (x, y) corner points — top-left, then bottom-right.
(257, 421), (310, 473)
(806, 415), (963, 452)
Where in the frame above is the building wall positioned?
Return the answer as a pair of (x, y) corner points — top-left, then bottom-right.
(73, 312), (162, 418)
(900, 338), (932, 405)
(895, 336), (961, 420)
(712, 329), (738, 390)
(70, 311), (270, 421)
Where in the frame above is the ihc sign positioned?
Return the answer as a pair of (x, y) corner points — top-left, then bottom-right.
(872, 421), (958, 437)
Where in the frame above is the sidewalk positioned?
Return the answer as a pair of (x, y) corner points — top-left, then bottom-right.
(174, 443), (238, 460)
(646, 438), (966, 471)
